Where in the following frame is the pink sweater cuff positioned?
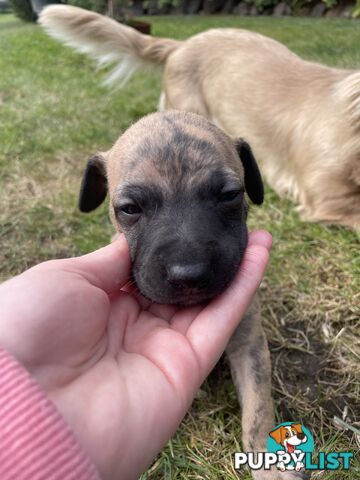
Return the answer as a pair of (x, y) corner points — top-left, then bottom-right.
(0, 348), (100, 480)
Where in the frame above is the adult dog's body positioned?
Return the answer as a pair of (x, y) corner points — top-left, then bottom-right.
(40, 5), (360, 228)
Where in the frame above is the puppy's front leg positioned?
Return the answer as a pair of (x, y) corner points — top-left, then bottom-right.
(226, 303), (307, 480)
(227, 302), (274, 455)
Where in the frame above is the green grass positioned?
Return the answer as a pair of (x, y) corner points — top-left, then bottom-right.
(1, 13), (359, 479)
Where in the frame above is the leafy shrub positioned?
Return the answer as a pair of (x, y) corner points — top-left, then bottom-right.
(352, 0), (360, 16)
(322, 0), (338, 7)
(65, 0), (107, 13)
(247, 0), (278, 12)
(9, 0), (34, 20)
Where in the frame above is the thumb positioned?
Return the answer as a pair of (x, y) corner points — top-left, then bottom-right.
(70, 234), (131, 294)
(186, 231), (272, 375)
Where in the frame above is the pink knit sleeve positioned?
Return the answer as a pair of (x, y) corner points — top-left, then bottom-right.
(0, 348), (100, 480)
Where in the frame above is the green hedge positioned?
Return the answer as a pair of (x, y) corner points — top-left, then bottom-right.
(9, 0), (34, 20)
(68, 0), (356, 15)
(8, 0), (358, 22)
(66, 0), (107, 12)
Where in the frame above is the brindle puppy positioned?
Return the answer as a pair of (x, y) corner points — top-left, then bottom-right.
(79, 111), (305, 480)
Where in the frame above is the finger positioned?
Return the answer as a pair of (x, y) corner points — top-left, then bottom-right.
(106, 291), (141, 355)
(170, 305), (204, 334)
(186, 237), (271, 377)
(70, 234), (132, 294)
(172, 231), (272, 337)
(169, 231), (272, 333)
(122, 282), (152, 310)
(147, 303), (178, 322)
(248, 230), (273, 250)
(122, 289), (189, 322)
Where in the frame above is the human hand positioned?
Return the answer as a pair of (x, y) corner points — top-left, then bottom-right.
(0, 231), (271, 480)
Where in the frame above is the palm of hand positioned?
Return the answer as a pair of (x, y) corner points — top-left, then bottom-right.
(2, 268), (204, 480)
(0, 233), (270, 480)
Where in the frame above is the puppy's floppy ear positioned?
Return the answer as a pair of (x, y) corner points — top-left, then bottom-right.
(79, 153), (107, 212)
(235, 139), (264, 205)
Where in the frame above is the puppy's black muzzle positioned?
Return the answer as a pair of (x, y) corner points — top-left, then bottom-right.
(166, 261), (210, 290)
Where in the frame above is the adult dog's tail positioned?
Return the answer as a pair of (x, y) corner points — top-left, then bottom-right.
(39, 5), (181, 86)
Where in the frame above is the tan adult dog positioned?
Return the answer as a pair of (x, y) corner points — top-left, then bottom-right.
(77, 109), (306, 480)
(40, 5), (360, 229)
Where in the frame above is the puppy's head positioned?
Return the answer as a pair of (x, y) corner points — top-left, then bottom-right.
(79, 111), (264, 306)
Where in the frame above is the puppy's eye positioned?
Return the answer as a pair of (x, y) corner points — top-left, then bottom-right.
(219, 189), (242, 202)
(118, 203), (142, 215)
(285, 432), (290, 438)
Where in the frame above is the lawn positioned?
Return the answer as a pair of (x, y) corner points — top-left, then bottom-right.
(0, 12), (359, 479)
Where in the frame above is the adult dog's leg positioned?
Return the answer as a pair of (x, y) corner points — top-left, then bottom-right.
(226, 304), (308, 480)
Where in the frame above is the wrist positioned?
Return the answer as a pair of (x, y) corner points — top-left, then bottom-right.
(0, 348), (100, 480)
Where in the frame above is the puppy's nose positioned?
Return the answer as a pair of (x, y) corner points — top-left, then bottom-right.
(297, 433), (306, 440)
(167, 262), (210, 289)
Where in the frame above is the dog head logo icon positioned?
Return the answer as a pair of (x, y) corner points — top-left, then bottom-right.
(267, 422), (314, 472)
(270, 423), (307, 454)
